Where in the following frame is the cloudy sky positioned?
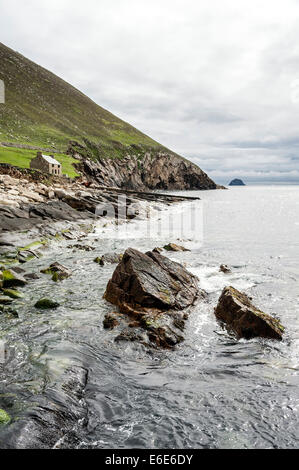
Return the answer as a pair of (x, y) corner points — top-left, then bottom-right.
(1, 0), (299, 183)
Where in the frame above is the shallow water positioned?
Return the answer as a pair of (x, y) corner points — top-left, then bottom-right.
(0, 186), (298, 448)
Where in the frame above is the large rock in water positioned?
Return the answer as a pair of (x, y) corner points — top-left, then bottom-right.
(103, 248), (202, 349)
(215, 286), (284, 340)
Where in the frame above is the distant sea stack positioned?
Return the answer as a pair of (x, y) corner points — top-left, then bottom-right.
(229, 178), (246, 186)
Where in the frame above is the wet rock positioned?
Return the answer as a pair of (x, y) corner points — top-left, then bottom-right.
(1, 288), (24, 299)
(105, 248), (199, 311)
(24, 272), (40, 280)
(10, 266), (26, 274)
(2, 365), (88, 449)
(103, 248), (201, 349)
(152, 247), (163, 254)
(163, 243), (190, 252)
(0, 409), (11, 425)
(219, 264), (231, 274)
(68, 244), (95, 252)
(103, 313), (120, 330)
(214, 286), (284, 340)
(3, 307), (19, 318)
(34, 298), (60, 310)
(18, 249), (40, 263)
(41, 262), (72, 282)
(94, 252), (123, 266)
(2, 269), (28, 288)
(0, 295), (13, 305)
(115, 329), (146, 344)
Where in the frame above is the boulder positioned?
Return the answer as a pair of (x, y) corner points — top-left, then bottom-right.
(103, 248), (202, 348)
(214, 286), (284, 340)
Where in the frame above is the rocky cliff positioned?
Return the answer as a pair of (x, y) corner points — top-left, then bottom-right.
(70, 144), (216, 191)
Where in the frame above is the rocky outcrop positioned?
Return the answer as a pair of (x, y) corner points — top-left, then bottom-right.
(0, 166), (201, 257)
(69, 143), (217, 191)
(103, 248), (204, 349)
(214, 286), (284, 340)
(229, 179), (245, 186)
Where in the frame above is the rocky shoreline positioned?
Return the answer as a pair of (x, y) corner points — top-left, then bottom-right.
(0, 164), (198, 256)
(0, 165), (286, 350)
(0, 167), (286, 449)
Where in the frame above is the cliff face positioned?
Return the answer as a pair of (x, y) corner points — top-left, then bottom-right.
(74, 151), (216, 190)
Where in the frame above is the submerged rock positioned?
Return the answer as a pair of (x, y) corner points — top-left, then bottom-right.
(214, 286), (284, 340)
(34, 298), (60, 310)
(41, 262), (72, 282)
(103, 248), (202, 349)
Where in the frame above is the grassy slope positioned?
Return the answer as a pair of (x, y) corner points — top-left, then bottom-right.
(0, 42), (170, 159)
(0, 146), (79, 178)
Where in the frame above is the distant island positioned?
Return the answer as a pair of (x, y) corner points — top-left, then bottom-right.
(229, 178), (246, 186)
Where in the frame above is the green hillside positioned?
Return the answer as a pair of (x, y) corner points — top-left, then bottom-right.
(0, 146), (80, 178)
(0, 42), (170, 158)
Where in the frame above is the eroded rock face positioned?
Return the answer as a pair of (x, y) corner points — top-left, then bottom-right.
(103, 248), (202, 349)
(73, 150), (217, 191)
(214, 286), (284, 340)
